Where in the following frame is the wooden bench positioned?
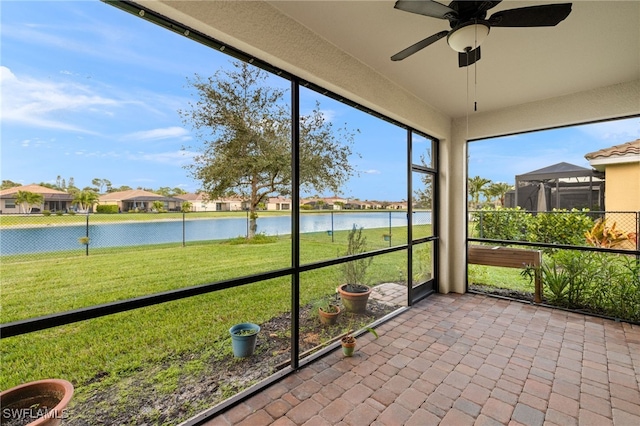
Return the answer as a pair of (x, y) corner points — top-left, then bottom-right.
(468, 245), (542, 303)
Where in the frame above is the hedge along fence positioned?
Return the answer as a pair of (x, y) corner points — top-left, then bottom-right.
(96, 204), (119, 214)
(471, 208), (639, 251)
(470, 207), (640, 323)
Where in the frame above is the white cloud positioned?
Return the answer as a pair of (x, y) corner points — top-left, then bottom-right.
(0, 66), (120, 133)
(131, 150), (195, 166)
(362, 169), (381, 175)
(124, 127), (191, 142)
(577, 118), (640, 144)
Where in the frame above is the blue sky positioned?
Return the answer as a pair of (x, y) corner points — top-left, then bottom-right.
(1, 1), (638, 201)
(469, 118), (640, 184)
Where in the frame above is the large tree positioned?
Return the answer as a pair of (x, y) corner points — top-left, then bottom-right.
(180, 61), (358, 238)
(92, 178), (112, 194)
(1, 180), (21, 190)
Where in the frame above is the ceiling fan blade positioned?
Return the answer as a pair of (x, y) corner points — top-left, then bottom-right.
(394, 0), (457, 20)
(391, 30), (449, 61)
(488, 3), (572, 27)
(458, 47), (481, 67)
(450, 1), (502, 17)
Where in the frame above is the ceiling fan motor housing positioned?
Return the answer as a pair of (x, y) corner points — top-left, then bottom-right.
(446, 21), (491, 53)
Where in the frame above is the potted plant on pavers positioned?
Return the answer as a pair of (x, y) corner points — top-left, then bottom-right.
(340, 325), (378, 357)
(0, 379), (74, 426)
(229, 322), (260, 357)
(338, 225), (373, 314)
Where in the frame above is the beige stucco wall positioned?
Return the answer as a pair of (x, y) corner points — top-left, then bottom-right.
(139, 1), (640, 294)
(604, 162), (640, 212)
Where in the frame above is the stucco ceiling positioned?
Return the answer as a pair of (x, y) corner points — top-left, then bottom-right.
(265, 1), (639, 119)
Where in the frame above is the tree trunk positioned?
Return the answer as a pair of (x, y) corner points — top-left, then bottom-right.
(249, 209), (258, 239)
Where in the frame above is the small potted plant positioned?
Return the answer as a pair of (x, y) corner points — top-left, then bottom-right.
(315, 295), (341, 326)
(229, 322), (260, 357)
(338, 225), (373, 314)
(341, 326), (378, 357)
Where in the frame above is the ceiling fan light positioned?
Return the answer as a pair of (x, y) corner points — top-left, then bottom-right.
(447, 23), (490, 53)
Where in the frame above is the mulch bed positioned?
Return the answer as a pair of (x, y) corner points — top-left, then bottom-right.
(66, 300), (397, 425)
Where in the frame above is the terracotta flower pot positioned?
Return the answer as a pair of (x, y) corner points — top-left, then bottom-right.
(338, 284), (371, 314)
(0, 379), (74, 426)
(318, 305), (340, 325)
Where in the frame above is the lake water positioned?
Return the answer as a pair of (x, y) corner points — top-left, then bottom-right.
(1, 212), (431, 256)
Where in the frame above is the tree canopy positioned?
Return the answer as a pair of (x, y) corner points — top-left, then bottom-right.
(14, 191), (44, 214)
(180, 61), (358, 237)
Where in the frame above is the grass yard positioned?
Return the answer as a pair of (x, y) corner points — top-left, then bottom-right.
(0, 226), (419, 423)
(467, 264), (533, 293)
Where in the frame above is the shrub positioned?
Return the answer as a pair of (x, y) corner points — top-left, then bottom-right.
(539, 250), (639, 322)
(42, 210), (51, 216)
(472, 207), (532, 241)
(96, 205), (119, 214)
(585, 218), (633, 248)
(528, 209), (594, 248)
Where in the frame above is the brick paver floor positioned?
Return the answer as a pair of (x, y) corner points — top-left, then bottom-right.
(204, 293), (640, 425)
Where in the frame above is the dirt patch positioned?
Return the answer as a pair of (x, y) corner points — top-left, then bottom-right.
(469, 283), (536, 303)
(65, 299), (397, 425)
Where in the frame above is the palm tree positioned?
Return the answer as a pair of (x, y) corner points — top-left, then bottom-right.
(15, 191), (44, 214)
(487, 182), (513, 207)
(72, 190), (99, 213)
(468, 176), (491, 208)
(152, 200), (165, 212)
(181, 201), (193, 213)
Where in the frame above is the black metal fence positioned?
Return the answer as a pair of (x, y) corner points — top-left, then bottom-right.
(0, 210), (432, 260)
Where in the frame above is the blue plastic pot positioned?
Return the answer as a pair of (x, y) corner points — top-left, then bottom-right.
(229, 323), (260, 357)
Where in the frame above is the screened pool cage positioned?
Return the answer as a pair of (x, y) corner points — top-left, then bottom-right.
(506, 162), (604, 212)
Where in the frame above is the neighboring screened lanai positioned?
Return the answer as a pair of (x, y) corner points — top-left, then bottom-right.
(507, 162), (604, 211)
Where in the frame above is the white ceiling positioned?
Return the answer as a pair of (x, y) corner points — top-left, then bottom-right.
(266, 1), (640, 119)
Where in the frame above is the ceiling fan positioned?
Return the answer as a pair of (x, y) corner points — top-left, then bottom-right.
(391, 1), (572, 67)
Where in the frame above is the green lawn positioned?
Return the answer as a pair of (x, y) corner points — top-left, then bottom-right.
(0, 218), (437, 426)
(0, 225), (418, 421)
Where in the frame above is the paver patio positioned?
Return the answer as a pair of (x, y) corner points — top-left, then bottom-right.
(203, 292), (640, 425)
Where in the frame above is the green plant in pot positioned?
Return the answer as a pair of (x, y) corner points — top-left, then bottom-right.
(229, 322), (260, 357)
(338, 225), (373, 314)
(314, 294), (341, 326)
(341, 325), (379, 357)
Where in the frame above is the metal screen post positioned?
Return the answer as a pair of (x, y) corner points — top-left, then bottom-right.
(332, 211), (335, 242)
(388, 211), (392, 247)
(85, 214), (89, 256)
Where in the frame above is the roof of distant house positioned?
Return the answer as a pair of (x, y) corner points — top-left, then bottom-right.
(0, 184), (71, 198)
(99, 189), (182, 202)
